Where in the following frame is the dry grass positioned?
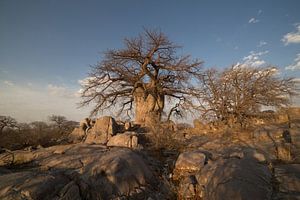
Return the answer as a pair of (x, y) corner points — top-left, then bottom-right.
(0, 129), (70, 150)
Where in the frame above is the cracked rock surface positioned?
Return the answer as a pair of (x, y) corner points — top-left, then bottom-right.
(0, 144), (162, 200)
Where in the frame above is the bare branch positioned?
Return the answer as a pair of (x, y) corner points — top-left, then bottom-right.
(198, 65), (297, 127)
(79, 29), (203, 122)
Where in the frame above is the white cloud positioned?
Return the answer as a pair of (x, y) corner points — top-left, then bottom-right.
(257, 41), (267, 47)
(258, 10), (262, 15)
(255, 67), (279, 76)
(47, 84), (77, 98)
(0, 83), (90, 122)
(242, 51), (269, 67)
(3, 80), (14, 86)
(282, 25), (300, 45)
(248, 17), (259, 24)
(78, 77), (97, 86)
(77, 77), (99, 97)
(285, 53), (300, 70)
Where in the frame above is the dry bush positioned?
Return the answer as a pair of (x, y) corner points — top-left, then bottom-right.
(147, 121), (183, 151)
(198, 66), (296, 128)
(0, 115), (78, 150)
(0, 128), (68, 150)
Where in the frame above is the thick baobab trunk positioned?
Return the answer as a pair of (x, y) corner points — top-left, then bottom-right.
(134, 86), (164, 126)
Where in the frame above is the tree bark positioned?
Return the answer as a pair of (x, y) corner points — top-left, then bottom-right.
(134, 86), (164, 126)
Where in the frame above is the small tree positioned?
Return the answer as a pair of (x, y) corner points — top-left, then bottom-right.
(0, 116), (18, 134)
(49, 115), (78, 134)
(30, 121), (49, 133)
(198, 65), (296, 127)
(48, 115), (67, 130)
(80, 29), (202, 125)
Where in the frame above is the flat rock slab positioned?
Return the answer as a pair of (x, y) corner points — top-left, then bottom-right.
(197, 157), (273, 200)
(0, 144), (155, 200)
(274, 164), (300, 197)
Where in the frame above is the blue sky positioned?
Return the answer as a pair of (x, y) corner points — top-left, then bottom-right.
(0, 0), (300, 122)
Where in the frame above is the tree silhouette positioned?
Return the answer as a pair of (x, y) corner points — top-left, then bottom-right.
(198, 65), (297, 127)
(0, 116), (18, 134)
(80, 29), (202, 125)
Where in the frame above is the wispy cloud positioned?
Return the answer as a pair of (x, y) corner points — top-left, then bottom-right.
(47, 84), (77, 98)
(257, 41), (267, 47)
(0, 69), (9, 74)
(258, 10), (262, 15)
(282, 24), (300, 45)
(78, 77), (97, 86)
(77, 77), (102, 97)
(248, 17), (259, 24)
(242, 51), (269, 67)
(3, 80), (14, 86)
(0, 83), (90, 122)
(285, 53), (300, 70)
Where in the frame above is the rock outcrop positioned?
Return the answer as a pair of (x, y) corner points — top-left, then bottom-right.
(2, 113), (300, 199)
(69, 127), (86, 142)
(273, 164), (300, 199)
(173, 148), (273, 200)
(196, 157), (273, 200)
(107, 131), (139, 148)
(84, 116), (118, 144)
(0, 144), (161, 200)
(173, 150), (206, 180)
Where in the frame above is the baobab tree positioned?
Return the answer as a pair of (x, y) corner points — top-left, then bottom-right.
(80, 29), (202, 125)
(198, 65), (297, 127)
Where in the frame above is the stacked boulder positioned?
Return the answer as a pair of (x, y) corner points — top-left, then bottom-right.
(84, 116), (118, 144)
(69, 116), (139, 149)
(173, 148), (273, 200)
(107, 132), (138, 148)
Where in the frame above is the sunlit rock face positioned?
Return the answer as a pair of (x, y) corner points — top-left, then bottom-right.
(173, 150), (206, 180)
(69, 127), (86, 142)
(107, 131), (139, 148)
(84, 116), (118, 144)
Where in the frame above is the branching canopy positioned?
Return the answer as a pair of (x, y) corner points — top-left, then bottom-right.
(80, 30), (203, 120)
(198, 65), (297, 126)
(0, 116), (18, 134)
